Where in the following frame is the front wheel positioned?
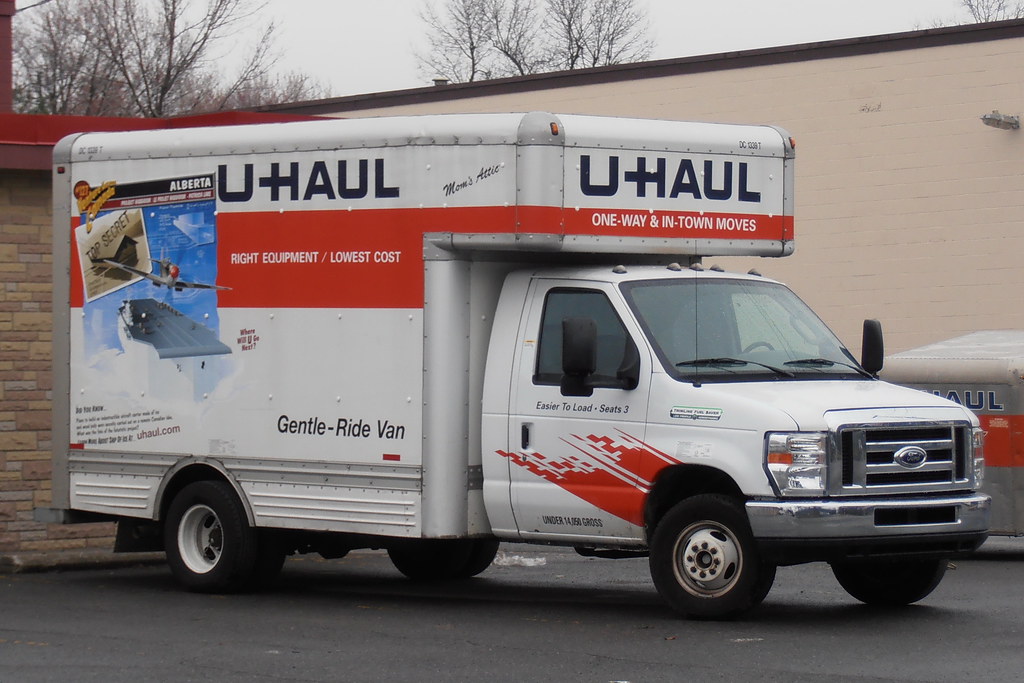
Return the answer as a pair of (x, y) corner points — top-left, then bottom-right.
(164, 480), (259, 593)
(649, 494), (776, 619)
(830, 558), (947, 606)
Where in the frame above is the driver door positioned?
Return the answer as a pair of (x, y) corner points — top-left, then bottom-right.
(503, 280), (652, 543)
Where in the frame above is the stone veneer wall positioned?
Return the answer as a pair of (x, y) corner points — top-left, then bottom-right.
(0, 169), (114, 556)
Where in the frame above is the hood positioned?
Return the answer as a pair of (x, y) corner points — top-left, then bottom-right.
(694, 378), (975, 431)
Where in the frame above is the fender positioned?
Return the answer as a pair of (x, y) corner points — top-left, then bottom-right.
(155, 457), (256, 526)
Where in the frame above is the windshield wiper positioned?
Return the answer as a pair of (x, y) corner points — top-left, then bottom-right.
(676, 357), (794, 378)
(784, 357), (873, 378)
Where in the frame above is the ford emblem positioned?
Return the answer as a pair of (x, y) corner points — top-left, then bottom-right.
(894, 445), (928, 469)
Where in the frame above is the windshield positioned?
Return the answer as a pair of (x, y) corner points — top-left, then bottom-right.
(621, 277), (865, 382)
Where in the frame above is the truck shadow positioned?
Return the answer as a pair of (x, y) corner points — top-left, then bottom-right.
(80, 552), (974, 627)
(252, 554), (969, 627)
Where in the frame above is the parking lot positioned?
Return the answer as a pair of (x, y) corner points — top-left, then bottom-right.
(3, 538), (1023, 682)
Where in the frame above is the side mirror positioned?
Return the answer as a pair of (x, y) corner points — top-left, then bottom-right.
(861, 319), (884, 376)
(561, 317), (596, 397)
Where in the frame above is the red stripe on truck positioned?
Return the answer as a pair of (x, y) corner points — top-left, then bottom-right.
(69, 205), (791, 308)
(979, 414), (1024, 468)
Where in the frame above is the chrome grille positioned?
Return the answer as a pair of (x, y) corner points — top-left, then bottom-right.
(838, 423), (971, 494)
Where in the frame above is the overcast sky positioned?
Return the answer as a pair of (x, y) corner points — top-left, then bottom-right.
(257, 0), (973, 97)
(14, 0), (977, 98)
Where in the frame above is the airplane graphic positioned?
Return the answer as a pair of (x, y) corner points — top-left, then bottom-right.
(92, 255), (229, 291)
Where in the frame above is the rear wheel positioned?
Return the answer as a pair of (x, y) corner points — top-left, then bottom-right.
(388, 538), (499, 580)
(164, 480), (258, 592)
(830, 558), (947, 606)
(649, 494), (776, 619)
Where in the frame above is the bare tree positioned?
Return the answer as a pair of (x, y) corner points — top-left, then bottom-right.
(418, 0), (498, 82)
(219, 71), (326, 109)
(541, 0), (586, 69)
(489, 0), (547, 76)
(13, 2), (128, 115)
(13, 0), (326, 117)
(961, 0), (1024, 21)
(417, 0), (653, 84)
(91, 0), (274, 117)
(544, 0), (653, 70)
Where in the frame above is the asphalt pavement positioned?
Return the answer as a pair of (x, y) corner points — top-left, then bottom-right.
(2, 537), (1023, 682)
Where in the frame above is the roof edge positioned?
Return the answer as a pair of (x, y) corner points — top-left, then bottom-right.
(260, 19), (1024, 116)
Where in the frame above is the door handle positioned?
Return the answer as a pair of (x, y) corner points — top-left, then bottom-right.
(521, 422), (531, 450)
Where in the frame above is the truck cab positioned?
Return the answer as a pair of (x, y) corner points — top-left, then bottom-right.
(482, 263), (988, 617)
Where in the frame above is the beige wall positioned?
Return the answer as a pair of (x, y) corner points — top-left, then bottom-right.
(318, 36), (1024, 356)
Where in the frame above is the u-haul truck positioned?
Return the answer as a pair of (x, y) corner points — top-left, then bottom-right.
(884, 331), (1024, 536)
(46, 112), (989, 618)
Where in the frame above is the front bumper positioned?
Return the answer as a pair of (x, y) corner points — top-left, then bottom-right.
(746, 493), (991, 563)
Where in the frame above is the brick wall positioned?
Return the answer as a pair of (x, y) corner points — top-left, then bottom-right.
(0, 169), (115, 556)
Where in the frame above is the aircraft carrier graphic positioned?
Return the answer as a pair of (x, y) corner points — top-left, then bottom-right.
(118, 298), (231, 359)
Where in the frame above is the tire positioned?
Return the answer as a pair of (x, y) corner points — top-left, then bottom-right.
(649, 494), (776, 619)
(388, 538), (498, 581)
(830, 558), (947, 606)
(164, 480), (259, 593)
(455, 539), (500, 579)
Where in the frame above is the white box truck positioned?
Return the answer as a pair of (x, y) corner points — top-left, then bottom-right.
(45, 112), (989, 618)
(884, 331), (1024, 536)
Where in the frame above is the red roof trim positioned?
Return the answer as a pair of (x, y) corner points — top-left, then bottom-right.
(0, 111), (321, 170)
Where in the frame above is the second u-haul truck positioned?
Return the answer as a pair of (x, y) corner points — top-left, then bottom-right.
(45, 112), (989, 619)
(883, 331), (1024, 536)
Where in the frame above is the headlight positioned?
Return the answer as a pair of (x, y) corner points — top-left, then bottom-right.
(766, 432), (828, 496)
(973, 427), (985, 488)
